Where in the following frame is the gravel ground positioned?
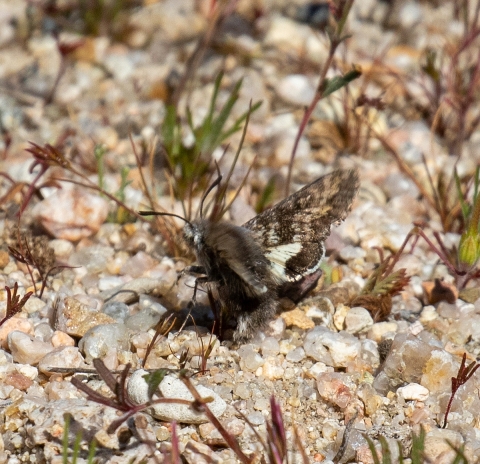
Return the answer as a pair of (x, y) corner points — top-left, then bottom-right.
(1, 0), (480, 463)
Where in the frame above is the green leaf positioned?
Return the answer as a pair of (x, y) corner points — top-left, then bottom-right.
(410, 427), (426, 464)
(364, 436), (382, 464)
(143, 369), (168, 400)
(378, 436), (392, 464)
(454, 168), (470, 221)
(321, 68), (362, 98)
(255, 177), (276, 213)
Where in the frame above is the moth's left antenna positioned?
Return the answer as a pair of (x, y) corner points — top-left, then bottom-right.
(138, 211), (193, 228)
(199, 170), (222, 219)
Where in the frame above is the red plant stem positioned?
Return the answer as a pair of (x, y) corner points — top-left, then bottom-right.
(285, 44), (337, 197)
(18, 164), (48, 217)
(181, 374), (252, 464)
(285, 0), (356, 196)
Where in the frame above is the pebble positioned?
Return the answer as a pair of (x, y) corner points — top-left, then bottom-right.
(304, 326), (361, 367)
(397, 383), (429, 403)
(275, 74), (316, 106)
(31, 188), (109, 241)
(237, 345), (264, 372)
(127, 370), (226, 424)
(56, 296), (116, 337)
(101, 301), (130, 323)
(0, 317), (34, 349)
(38, 346), (86, 376)
(420, 349), (457, 393)
(286, 347), (306, 363)
(78, 323), (130, 362)
(316, 372), (354, 409)
(50, 330), (75, 347)
(125, 306), (164, 332)
(8, 331), (54, 365)
(246, 411), (265, 426)
(260, 337), (280, 356)
(344, 307), (374, 334)
(424, 429), (464, 464)
(281, 308), (315, 330)
(48, 239), (75, 258)
(262, 357), (284, 380)
(68, 245), (115, 273)
(120, 251), (157, 278)
(367, 322), (398, 343)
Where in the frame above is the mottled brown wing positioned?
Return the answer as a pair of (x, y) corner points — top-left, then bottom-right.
(244, 169), (359, 281)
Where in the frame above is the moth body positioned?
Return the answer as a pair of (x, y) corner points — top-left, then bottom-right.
(183, 169), (360, 342)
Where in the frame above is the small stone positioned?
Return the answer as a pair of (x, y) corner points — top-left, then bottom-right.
(367, 322), (398, 343)
(24, 296), (46, 315)
(247, 411), (265, 426)
(344, 307), (374, 334)
(155, 426), (170, 441)
(317, 372), (353, 408)
(286, 347), (305, 363)
(125, 305), (166, 332)
(184, 440), (222, 464)
(120, 251), (157, 278)
(261, 337), (280, 356)
(68, 245), (115, 273)
(276, 74), (316, 106)
(254, 397), (270, 411)
(224, 417), (244, 436)
(333, 303), (349, 330)
(5, 372), (33, 391)
(238, 345), (264, 372)
(127, 370), (226, 424)
(32, 188), (109, 240)
(397, 383), (429, 401)
(304, 326), (361, 367)
(262, 357), (284, 380)
(421, 349), (457, 393)
(38, 346), (86, 376)
(102, 301), (130, 323)
(78, 323), (130, 362)
(0, 317), (34, 349)
(0, 250), (10, 268)
(8, 331), (54, 365)
(398, 1), (422, 28)
(98, 276), (126, 291)
(437, 301), (459, 319)
(50, 331), (75, 347)
(281, 308), (315, 330)
(267, 316), (286, 337)
(56, 296), (116, 337)
(424, 429), (464, 464)
(419, 305), (438, 323)
(234, 383), (251, 400)
(34, 322), (54, 342)
(49, 239), (74, 258)
(339, 246), (366, 261)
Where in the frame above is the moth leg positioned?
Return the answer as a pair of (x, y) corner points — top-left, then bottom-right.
(184, 265), (207, 275)
(189, 276), (209, 306)
(177, 265), (207, 284)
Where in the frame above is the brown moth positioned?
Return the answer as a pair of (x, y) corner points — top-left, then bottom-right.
(181, 169), (359, 342)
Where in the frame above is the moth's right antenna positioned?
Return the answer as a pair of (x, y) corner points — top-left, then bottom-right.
(199, 166), (222, 219)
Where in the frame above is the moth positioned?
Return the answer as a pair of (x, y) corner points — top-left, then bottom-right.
(142, 169), (359, 342)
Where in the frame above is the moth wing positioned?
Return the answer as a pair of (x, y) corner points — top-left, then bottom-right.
(244, 169), (359, 281)
(211, 222), (269, 297)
